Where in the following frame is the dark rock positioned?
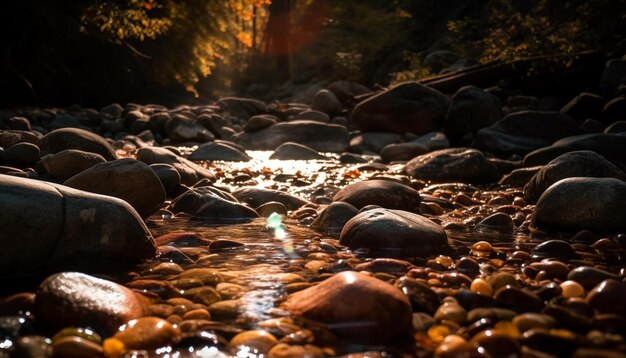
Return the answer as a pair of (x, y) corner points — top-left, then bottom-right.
(282, 271), (412, 343)
(294, 110), (330, 122)
(3, 142), (40, 167)
(380, 131), (450, 162)
(269, 142), (325, 160)
(310, 202), (358, 236)
(333, 179), (421, 211)
(150, 163), (181, 196)
(423, 50), (461, 73)
(233, 120), (349, 152)
(40, 149), (106, 181)
(188, 141), (251, 162)
(567, 266), (620, 291)
(602, 96), (626, 124)
(169, 186), (259, 221)
(34, 272), (147, 336)
(64, 158), (166, 218)
(580, 118), (605, 133)
(560, 92), (606, 121)
(48, 114), (82, 130)
(494, 286), (544, 313)
(216, 97), (266, 119)
(0, 130), (41, 148)
(2, 117), (31, 131)
(473, 111), (581, 156)
(586, 279), (626, 318)
(445, 86), (502, 139)
(136, 146), (216, 186)
(243, 114), (278, 132)
(232, 187), (311, 211)
(599, 59), (626, 96)
(532, 240), (576, 260)
(339, 152), (368, 164)
(100, 103), (124, 118)
(605, 121), (626, 133)
(523, 133), (626, 169)
(350, 82), (450, 135)
(0, 175), (156, 276)
(531, 177), (626, 233)
(404, 148), (502, 184)
(339, 208), (449, 254)
(476, 212), (514, 231)
(524, 151), (625, 203)
(396, 276), (441, 315)
(311, 89), (342, 115)
(350, 132), (402, 154)
(498, 166), (541, 187)
(165, 115), (214, 143)
(327, 81), (372, 104)
(40, 128), (117, 160)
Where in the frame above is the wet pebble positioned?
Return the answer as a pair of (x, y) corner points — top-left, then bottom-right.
(267, 343), (325, 358)
(111, 316), (181, 350)
(228, 330), (278, 355)
(470, 329), (520, 357)
(494, 285), (544, 312)
(532, 239), (577, 259)
(567, 266), (620, 290)
(561, 280), (585, 298)
(512, 313), (556, 332)
(51, 336), (103, 357)
(433, 299), (467, 325)
(11, 335), (51, 358)
(586, 279), (626, 317)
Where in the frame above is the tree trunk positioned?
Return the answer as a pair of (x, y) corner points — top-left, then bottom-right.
(265, 0), (291, 81)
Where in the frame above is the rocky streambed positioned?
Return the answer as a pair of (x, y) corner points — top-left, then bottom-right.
(1, 70), (626, 357)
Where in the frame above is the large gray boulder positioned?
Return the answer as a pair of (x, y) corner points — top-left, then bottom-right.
(233, 120), (349, 152)
(531, 177), (626, 233)
(350, 82), (450, 135)
(64, 158), (166, 218)
(524, 151), (626, 203)
(0, 175), (156, 277)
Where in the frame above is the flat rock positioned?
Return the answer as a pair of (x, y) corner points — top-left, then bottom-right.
(164, 115), (214, 143)
(64, 158), (166, 218)
(333, 179), (421, 211)
(350, 81), (450, 135)
(339, 208), (449, 255)
(40, 128), (117, 160)
(188, 141), (251, 162)
(380, 131), (449, 162)
(243, 114), (278, 132)
(473, 111), (581, 156)
(41, 149), (106, 181)
(34, 272), (147, 336)
(232, 187), (311, 211)
(269, 142), (325, 160)
(233, 120), (349, 152)
(0, 174), (156, 276)
(136, 146), (215, 186)
(169, 186), (259, 221)
(524, 151), (626, 203)
(531, 177), (626, 233)
(404, 148), (501, 184)
(523, 133), (626, 169)
(282, 271), (412, 343)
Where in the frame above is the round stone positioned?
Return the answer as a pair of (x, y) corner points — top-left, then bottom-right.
(228, 330), (278, 355)
(113, 317), (180, 350)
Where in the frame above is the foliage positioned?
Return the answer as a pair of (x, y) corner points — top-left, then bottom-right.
(447, 0), (626, 63)
(388, 52), (432, 85)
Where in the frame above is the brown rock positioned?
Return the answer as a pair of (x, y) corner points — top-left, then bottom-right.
(282, 271), (412, 343)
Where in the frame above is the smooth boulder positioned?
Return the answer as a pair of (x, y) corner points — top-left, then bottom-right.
(310, 202), (358, 237)
(169, 186), (259, 221)
(473, 111), (581, 156)
(282, 271), (412, 343)
(34, 272), (147, 335)
(333, 179), (421, 211)
(531, 177), (626, 233)
(340, 208), (449, 255)
(188, 141), (251, 162)
(234, 120), (349, 152)
(136, 146), (216, 186)
(232, 187), (311, 211)
(350, 81), (450, 135)
(40, 128), (117, 160)
(269, 142), (325, 160)
(523, 151), (626, 203)
(40, 149), (106, 181)
(404, 148), (502, 184)
(0, 174), (156, 276)
(64, 158), (166, 218)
